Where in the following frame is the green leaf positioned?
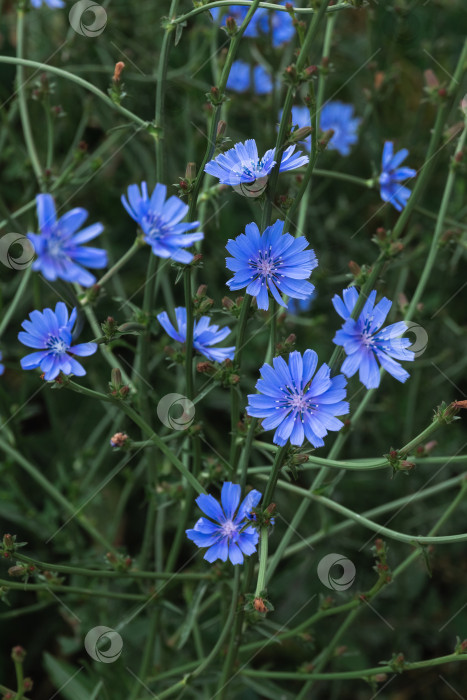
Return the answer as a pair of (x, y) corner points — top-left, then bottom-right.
(43, 653), (97, 700)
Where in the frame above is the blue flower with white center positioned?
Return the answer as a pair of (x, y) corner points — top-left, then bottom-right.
(247, 350), (349, 448)
(379, 142), (417, 212)
(31, 0), (64, 8)
(332, 287), (414, 389)
(320, 101), (362, 156)
(186, 482), (262, 565)
(204, 139), (308, 188)
(0, 351), (4, 376)
(121, 183), (204, 264)
(18, 302), (97, 381)
(225, 220), (317, 311)
(157, 307), (235, 363)
(227, 60), (273, 95)
(27, 194), (107, 288)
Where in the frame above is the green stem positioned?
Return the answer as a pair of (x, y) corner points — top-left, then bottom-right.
(13, 553), (210, 580)
(0, 578), (148, 601)
(0, 56), (148, 129)
(262, 477), (467, 545)
(171, 1), (350, 25)
(254, 527), (269, 597)
(97, 238), (143, 288)
(16, 10), (43, 188)
(405, 113), (467, 320)
(0, 266), (32, 339)
(241, 654), (467, 680)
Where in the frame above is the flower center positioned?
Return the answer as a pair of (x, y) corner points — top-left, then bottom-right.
(47, 335), (68, 355)
(251, 247), (281, 281)
(242, 159), (263, 179)
(221, 520), (237, 539)
(276, 385), (317, 417)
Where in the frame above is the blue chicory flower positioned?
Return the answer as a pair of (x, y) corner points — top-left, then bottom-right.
(247, 350), (349, 447)
(27, 194), (107, 287)
(379, 142), (417, 212)
(225, 219), (317, 310)
(18, 302), (97, 381)
(0, 351), (4, 376)
(320, 101), (362, 156)
(121, 183), (204, 264)
(157, 307), (235, 363)
(287, 291), (315, 315)
(281, 103), (361, 155)
(227, 60), (273, 95)
(332, 287), (414, 389)
(210, 3), (294, 47)
(204, 139), (308, 187)
(31, 0), (65, 8)
(186, 482), (262, 565)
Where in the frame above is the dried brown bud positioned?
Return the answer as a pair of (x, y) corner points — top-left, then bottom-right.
(217, 120), (227, 137)
(424, 69), (439, 89)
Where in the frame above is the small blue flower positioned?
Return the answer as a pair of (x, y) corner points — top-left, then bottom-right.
(320, 101), (361, 156)
(247, 350), (349, 447)
(121, 183), (204, 264)
(30, 0), (65, 8)
(287, 291), (315, 315)
(27, 194), (107, 288)
(282, 103), (361, 155)
(209, 6), (262, 38)
(227, 60), (273, 95)
(332, 287), (414, 389)
(205, 139), (308, 187)
(18, 302), (97, 381)
(0, 351), (4, 376)
(186, 482), (262, 565)
(157, 307), (235, 363)
(225, 220), (317, 311)
(257, 2), (295, 47)
(379, 142), (417, 212)
(210, 4), (294, 47)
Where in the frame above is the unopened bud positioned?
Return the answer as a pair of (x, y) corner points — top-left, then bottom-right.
(225, 15), (237, 34)
(196, 284), (207, 297)
(424, 69), (439, 89)
(11, 646), (26, 663)
(110, 432), (129, 448)
(348, 260), (361, 277)
(113, 61), (125, 82)
(222, 296), (234, 310)
(111, 368), (122, 387)
(253, 597), (268, 613)
(185, 162), (196, 180)
(217, 120), (227, 137)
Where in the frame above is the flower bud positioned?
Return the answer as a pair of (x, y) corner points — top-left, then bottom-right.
(110, 432), (129, 448)
(11, 646), (26, 663)
(253, 597), (268, 613)
(113, 61), (125, 83)
(217, 120), (227, 138)
(185, 162), (196, 180)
